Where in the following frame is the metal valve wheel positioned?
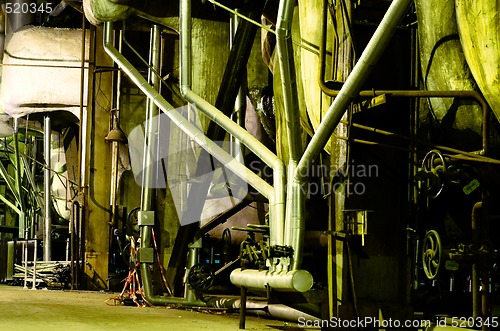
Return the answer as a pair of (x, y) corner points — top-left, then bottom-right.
(422, 149), (447, 198)
(422, 229), (442, 280)
(187, 263), (215, 292)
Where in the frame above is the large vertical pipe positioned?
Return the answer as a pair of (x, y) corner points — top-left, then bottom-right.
(43, 116), (52, 261)
(275, 0), (304, 269)
(0, 7), (5, 63)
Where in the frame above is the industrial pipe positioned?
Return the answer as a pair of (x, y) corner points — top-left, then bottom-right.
(296, 0), (412, 178)
(43, 116), (52, 261)
(104, 21), (279, 304)
(471, 201), (481, 320)
(179, 0), (285, 247)
(180, 0), (312, 291)
(317, 0), (489, 154)
(103, 23), (272, 208)
(275, 0), (305, 270)
(140, 24), (161, 209)
(230, 268), (313, 293)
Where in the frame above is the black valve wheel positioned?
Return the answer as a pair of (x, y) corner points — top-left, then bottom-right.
(187, 263), (215, 292)
(422, 229), (442, 280)
(126, 207), (141, 237)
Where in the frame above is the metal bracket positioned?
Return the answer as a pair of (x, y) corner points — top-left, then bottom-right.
(137, 210), (155, 226)
(138, 247), (154, 263)
(343, 209), (370, 246)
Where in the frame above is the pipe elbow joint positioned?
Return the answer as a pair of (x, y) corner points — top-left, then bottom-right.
(180, 85), (190, 99)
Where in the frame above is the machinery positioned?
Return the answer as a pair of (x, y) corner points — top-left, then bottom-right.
(0, 0), (499, 329)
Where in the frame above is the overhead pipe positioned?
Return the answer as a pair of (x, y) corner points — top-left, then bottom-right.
(275, 0), (304, 270)
(179, 0), (285, 247)
(103, 21), (276, 304)
(296, 0), (413, 178)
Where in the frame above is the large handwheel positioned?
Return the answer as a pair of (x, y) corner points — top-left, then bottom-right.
(422, 230), (443, 280)
(422, 149), (447, 198)
(187, 263), (215, 292)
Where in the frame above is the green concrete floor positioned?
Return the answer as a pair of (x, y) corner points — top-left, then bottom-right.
(0, 285), (306, 330)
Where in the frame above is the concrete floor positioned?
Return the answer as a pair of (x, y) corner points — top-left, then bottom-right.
(0, 285), (307, 330)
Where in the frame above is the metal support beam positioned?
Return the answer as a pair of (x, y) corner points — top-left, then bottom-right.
(43, 116), (52, 261)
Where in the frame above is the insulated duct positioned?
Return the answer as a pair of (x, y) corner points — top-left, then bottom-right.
(0, 27), (89, 119)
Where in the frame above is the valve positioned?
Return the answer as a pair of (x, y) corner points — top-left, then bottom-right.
(422, 229), (442, 280)
(416, 149), (447, 198)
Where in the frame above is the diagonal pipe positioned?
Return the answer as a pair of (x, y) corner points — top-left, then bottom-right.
(103, 21), (274, 304)
(295, 0), (413, 179)
(179, 0), (285, 247)
(180, 0), (313, 292)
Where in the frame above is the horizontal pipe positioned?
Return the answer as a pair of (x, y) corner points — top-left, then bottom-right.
(230, 268), (313, 292)
(209, 297), (321, 322)
(426, 326), (476, 331)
